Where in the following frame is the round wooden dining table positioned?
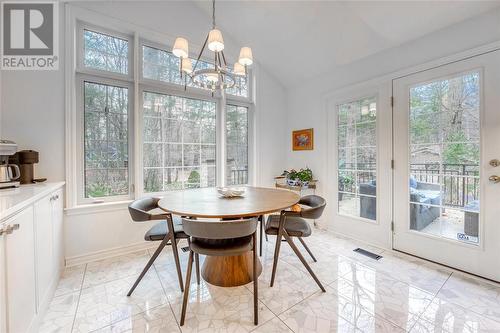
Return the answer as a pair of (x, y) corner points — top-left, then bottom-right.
(158, 186), (300, 287)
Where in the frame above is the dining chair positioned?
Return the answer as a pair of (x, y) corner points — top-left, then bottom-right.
(179, 217), (259, 326)
(127, 197), (200, 296)
(265, 195), (326, 292)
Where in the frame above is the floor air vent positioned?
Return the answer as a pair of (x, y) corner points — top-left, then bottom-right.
(181, 246), (190, 253)
(353, 248), (382, 260)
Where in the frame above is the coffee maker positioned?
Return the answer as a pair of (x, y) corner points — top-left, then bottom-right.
(0, 140), (20, 189)
(9, 150), (44, 184)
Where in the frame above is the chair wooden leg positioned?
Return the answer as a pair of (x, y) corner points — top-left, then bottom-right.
(127, 235), (169, 297)
(180, 251), (194, 326)
(283, 231), (325, 292)
(253, 232), (258, 325)
(298, 237), (317, 262)
(270, 214), (285, 287)
(195, 253), (200, 285)
(171, 235), (184, 292)
(259, 215), (263, 257)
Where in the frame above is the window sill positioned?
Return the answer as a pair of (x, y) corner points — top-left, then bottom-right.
(65, 200), (133, 216)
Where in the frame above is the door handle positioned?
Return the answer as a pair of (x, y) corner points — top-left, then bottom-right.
(489, 175), (500, 183)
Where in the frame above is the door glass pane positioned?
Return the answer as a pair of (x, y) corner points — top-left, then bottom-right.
(337, 97), (377, 221)
(142, 92), (216, 192)
(409, 72), (480, 244)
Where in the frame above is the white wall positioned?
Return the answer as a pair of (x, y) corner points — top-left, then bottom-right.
(0, 4), (65, 181)
(285, 8), (500, 248)
(255, 67), (287, 186)
(0, 2), (287, 262)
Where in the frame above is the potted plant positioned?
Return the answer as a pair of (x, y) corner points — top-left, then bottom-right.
(282, 167), (314, 187)
(338, 173), (354, 200)
(296, 168), (313, 187)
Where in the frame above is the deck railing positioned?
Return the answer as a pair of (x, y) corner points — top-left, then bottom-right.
(411, 163), (479, 208)
(339, 163), (479, 208)
(228, 168), (248, 185)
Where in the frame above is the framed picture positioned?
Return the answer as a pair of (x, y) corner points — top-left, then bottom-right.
(292, 128), (314, 150)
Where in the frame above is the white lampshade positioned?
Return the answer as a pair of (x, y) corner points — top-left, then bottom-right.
(172, 37), (189, 58)
(233, 62), (245, 76)
(207, 72), (219, 83)
(238, 47), (253, 66)
(181, 58), (193, 74)
(208, 29), (224, 52)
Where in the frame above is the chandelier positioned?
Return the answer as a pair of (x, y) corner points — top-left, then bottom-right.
(171, 0), (253, 92)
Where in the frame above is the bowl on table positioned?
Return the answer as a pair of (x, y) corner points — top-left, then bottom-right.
(217, 187), (246, 198)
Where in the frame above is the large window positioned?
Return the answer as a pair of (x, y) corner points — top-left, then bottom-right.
(80, 28), (132, 202)
(226, 105), (248, 185)
(142, 92), (216, 192)
(337, 97), (377, 221)
(84, 82), (129, 198)
(75, 23), (253, 205)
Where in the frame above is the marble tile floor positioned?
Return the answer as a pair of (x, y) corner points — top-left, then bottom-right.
(40, 230), (500, 333)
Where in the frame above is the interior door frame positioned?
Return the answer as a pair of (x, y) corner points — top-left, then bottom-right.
(391, 49), (500, 281)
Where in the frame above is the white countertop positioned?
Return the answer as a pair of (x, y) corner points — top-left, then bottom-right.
(0, 182), (65, 222)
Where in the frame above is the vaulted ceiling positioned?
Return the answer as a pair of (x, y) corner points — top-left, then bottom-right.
(74, 1), (500, 88)
(193, 1), (500, 87)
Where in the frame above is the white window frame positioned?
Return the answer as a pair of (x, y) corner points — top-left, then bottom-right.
(75, 75), (135, 204)
(76, 22), (134, 82)
(74, 22), (135, 205)
(67, 7), (255, 209)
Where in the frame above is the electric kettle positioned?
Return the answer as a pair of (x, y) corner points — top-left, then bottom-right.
(0, 164), (20, 183)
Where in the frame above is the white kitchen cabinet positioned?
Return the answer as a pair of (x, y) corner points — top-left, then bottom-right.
(0, 223), (6, 333)
(34, 194), (55, 310)
(51, 189), (64, 277)
(0, 183), (65, 333)
(3, 207), (37, 333)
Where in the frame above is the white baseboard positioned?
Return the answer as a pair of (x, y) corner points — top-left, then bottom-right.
(65, 242), (156, 267)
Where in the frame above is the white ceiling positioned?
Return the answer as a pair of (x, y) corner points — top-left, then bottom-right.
(73, 1), (500, 88)
(193, 1), (500, 87)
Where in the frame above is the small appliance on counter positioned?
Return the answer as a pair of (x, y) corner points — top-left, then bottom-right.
(0, 139), (21, 189)
(9, 149), (46, 184)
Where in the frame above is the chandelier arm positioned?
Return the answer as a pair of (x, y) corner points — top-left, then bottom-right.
(217, 52), (223, 69)
(192, 33), (209, 74)
(221, 50), (227, 67)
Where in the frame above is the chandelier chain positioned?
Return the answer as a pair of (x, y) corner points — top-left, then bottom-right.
(212, 0), (216, 29)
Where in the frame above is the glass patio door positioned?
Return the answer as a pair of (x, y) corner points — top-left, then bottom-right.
(392, 50), (500, 281)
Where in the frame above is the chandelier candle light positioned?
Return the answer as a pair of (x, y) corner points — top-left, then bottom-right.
(172, 0), (253, 92)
